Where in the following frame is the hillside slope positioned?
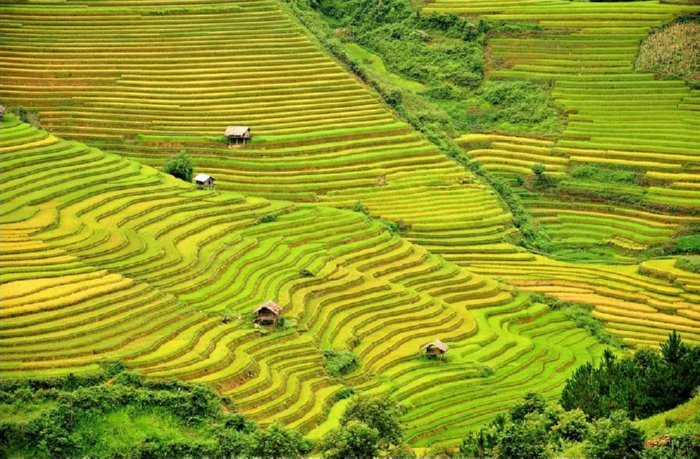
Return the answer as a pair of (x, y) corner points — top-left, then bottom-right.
(1, 0), (698, 349)
(0, 116), (614, 445)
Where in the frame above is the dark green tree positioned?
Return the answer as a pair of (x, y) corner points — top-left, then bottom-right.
(341, 395), (403, 448)
(509, 392), (547, 422)
(320, 420), (379, 459)
(163, 151), (194, 182)
(494, 417), (549, 459)
(248, 423), (313, 459)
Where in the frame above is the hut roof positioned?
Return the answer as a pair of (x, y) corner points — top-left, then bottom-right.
(253, 300), (282, 316)
(225, 125), (251, 137)
(422, 339), (449, 353)
(194, 173), (214, 183)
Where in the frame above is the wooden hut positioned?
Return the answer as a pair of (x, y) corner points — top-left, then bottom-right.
(194, 173), (215, 188)
(0, 105), (5, 122)
(421, 339), (449, 357)
(253, 300), (282, 325)
(225, 125), (251, 145)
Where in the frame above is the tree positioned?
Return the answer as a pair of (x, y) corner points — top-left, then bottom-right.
(494, 417), (549, 459)
(660, 330), (685, 365)
(509, 392), (547, 422)
(248, 423), (313, 459)
(584, 411), (645, 459)
(320, 420), (379, 459)
(163, 151), (194, 182)
(341, 395), (403, 448)
(552, 408), (590, 442)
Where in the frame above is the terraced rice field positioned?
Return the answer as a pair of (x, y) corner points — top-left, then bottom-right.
(1, 116), (610, 445)
(0, 0), (542, 267)
(431, 0), (700, 254)
(2, 0), (700, 448)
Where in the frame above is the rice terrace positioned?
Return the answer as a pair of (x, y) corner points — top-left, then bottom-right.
(0, 0), (699, 457)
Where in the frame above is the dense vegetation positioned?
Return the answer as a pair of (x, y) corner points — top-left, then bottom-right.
(0, 362), (312, 458)
(561, 331), (700, 420)
(458, 332), (700, 459)
(306, 0), (562, 138)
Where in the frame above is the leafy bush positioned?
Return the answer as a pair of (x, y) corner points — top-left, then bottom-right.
(584, 411), (645, 459)
(673, 234), (700, 254)
(248, 423), (313, 459)
(320, 420), (379, 459)
(553, 409), (591, 442)
(324, 349), (358, 377)
(257, 214), (278, 224)
(163, 151), (194, 182)
(341, 395), (403, 448)
(481, 81), (558, 125)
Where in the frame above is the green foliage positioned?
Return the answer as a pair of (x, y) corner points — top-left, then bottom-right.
(323, 349), (358, 377)
(163, 151), (194, 182)
(257, 214), (278, 224)
(572, 165), (637, 184)
(561, 304), (625, 348)
(584, 411), (645, 459)
(100, 360), (127, 378)
(248, 423), (313, 459)
(644, 434), (700, 458)
(482, 81), (559, 125)
(383, 220), (411, 236)
(333, 387), (355, 402)
(15, 106), (41, 128)
(0, 363), (312, 459)
(673, 233), (700, 254)
(320, 420), (379, 459)
(351, 201), (369, 215)
(509, 392), (547, 422)
(532, 163), (546, 177)
(675, 256), (700, 273)
(320, 394), (407, 458)
(460, 395), (583, 458)
(552, 408), (591, 442)
(560, 332), (700, 420)
(494, 416), (550, 459)
(340, 395), (404, 448)
(317, 0), (484, 88)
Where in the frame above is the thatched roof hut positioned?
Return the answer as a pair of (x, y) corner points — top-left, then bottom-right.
(225, 125), (251, 145)
(253, 300), (282, 324)
(421, 339), (449, 357)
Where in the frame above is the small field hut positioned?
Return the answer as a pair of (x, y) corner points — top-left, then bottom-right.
(253, 300), (282, 325)
(194, 173), (215, 188)
(421, 339), (449, 358)
(225, 125), (251, 145)
(0, 105), (5, 121)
